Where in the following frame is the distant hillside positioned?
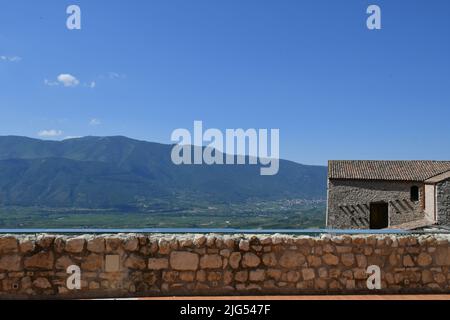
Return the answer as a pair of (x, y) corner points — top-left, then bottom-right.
(0, 136), (327, 209)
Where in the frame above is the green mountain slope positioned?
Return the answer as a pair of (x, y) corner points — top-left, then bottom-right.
(0, 136), (327, 209)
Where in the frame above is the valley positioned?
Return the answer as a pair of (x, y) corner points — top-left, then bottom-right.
(0, 199), (326, 229)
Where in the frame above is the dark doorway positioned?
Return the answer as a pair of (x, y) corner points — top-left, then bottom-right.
(370, 202), (389, 229)
(410, 186), (419, 202)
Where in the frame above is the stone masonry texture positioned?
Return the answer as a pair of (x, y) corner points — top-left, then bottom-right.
(437, 180), (450, 225)
(327, 179), (426, 229)
(0, 233), (449, 299)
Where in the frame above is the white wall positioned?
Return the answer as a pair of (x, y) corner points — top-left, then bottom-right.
(424, 183), (436, 221)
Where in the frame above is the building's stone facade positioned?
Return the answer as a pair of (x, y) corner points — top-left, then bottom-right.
(0, 233), (449, 299)
(327, 180), (425, 229)
(437, 179), (450, 225)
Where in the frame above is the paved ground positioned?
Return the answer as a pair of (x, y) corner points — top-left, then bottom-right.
(139, 294), (450, 300)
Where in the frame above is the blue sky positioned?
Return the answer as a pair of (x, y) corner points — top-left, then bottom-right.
(0, 0), (449, 165)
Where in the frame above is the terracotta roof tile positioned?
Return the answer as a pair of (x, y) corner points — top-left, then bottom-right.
(328, 160), (450, 181)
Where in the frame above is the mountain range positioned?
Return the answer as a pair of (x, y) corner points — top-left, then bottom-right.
(0, 136), (327, 210)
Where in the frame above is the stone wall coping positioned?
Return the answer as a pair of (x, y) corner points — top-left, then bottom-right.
(1, 233), (449, 242)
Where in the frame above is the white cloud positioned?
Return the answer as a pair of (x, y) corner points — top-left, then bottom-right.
(63, 136), (82, 140)
(45, 72), (121, 89)
(99, 72), (126, 80)
(82, 81), (96, 88)
(57, 74), (80, 87)
(38, 129), (63, 137)
(0, 55), (21, 62)
(44, 79), (59, 86)
(44, 74), (80, 87)
(108, 72), (121, 79)
(89, 118), (101, 126)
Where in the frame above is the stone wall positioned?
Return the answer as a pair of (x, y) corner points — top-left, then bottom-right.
(327, 179), (425, 229)
(0, 233), (449, 299)
(437, 180), (450, 225)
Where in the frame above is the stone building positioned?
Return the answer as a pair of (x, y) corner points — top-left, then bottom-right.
(327, 160), (450, 229)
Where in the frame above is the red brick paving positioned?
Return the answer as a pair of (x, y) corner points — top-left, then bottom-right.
(138, 294), (450, 300)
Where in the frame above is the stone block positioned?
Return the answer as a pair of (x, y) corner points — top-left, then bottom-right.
(170, 252), (199, 271)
